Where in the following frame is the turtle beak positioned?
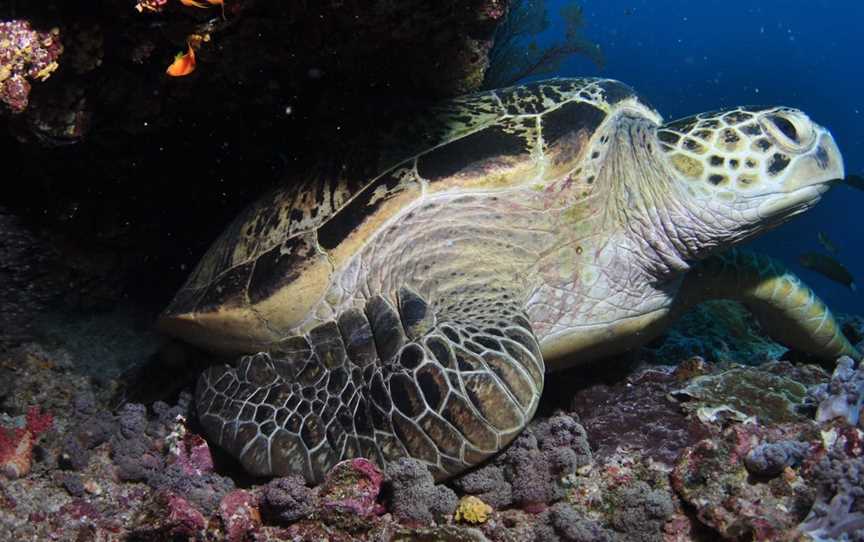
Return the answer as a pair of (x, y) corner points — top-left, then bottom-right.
(757, 128), (844, 221)
(779, 129), (844, 191)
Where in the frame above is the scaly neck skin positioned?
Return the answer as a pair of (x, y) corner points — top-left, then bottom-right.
(600, 114), (733, 281)
(526, 114), (733, 359)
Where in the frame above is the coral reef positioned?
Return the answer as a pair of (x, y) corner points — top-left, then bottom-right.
(0, 20), (62, 112)
(2, 334), (864, 540)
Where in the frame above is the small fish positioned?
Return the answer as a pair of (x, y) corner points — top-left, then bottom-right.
(166, 45), (196, 76)
(179, 0), (208, 7)
(846, 174), (864, 192)
(817, 231), (838, 254)
(798, 252), (856, 291)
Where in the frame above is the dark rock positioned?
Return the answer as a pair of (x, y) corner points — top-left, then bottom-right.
(572, 368), (709, 466)
(744, 440), (809, 477)
(261, 475), (315, 524)
(0, 208), (61, 348)
(539, 502), (611, 542)
(60, 472), (85, 497)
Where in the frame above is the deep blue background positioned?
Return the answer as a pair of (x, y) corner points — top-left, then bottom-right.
(539, 0), (864, 312)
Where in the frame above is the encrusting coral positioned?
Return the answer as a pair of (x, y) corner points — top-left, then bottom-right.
(0, 406), (53, 479)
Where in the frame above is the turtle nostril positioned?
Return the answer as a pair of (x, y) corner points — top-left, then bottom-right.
(768, 114), (798, 142)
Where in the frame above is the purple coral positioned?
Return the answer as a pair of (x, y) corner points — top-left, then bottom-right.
(384, 457), (458, 524)
(534, 502), (612, 542)
(799, 492), (864, 541)
(451, 413), (592, 511)
(801, 428), (864, 541)
(0, 20), (63, 112)
(809, 356), (864, 427)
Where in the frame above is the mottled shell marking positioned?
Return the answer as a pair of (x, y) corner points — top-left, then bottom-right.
(162, 78), (645, 341)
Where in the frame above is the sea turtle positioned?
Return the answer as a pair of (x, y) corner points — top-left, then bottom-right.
(159, 77), (859, 483)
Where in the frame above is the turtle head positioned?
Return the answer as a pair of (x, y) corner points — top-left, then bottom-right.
(653, 106), (843, 254)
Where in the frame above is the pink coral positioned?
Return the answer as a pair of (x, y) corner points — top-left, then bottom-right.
(0, 20), (63, 112)
(173, 433), (215, 476)
(0, 406), (53, 479)
(319, 458), (385, 518)
(218, 490), (261, 542)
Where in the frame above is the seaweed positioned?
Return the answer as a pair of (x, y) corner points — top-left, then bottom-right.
(483, 0), (604, 89)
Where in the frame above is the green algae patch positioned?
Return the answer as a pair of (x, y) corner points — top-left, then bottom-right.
(671, 366), (810, 425)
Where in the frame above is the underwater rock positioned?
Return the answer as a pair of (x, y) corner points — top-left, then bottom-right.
(671, 363), (812, 425)
(0, 211), (64, 348)
(129, 490), (207, 541)
(318, 458), (385, 530)
(450, 465), (512, 509)
(385, 457), (458, 524)
(392, 524), (492, 541)
(217, 489), (261, 542)
(571, 366), (710, 466)
(743, 440), (810, 477)
(672, 422), (819, 540)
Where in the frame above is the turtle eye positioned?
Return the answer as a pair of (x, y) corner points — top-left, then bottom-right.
(759, 110), (815, 152)
(768, 115), (797, 141)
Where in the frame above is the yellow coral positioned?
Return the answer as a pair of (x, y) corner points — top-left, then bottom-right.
(454, 496), (493, 524)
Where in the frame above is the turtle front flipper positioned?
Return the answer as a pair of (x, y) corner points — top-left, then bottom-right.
(194, 287), (544, 483)
(679, 248), (861, 366)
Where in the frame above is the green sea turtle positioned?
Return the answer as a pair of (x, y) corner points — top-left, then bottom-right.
(159, 78), (859, 483)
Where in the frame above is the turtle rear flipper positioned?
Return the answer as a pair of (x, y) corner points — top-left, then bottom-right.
(194, 287), (544, 483)
(679, 248), (861, 367)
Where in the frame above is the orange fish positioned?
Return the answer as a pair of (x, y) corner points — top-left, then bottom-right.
(179, 0), (208, 7)
(166, 45), (196, 76)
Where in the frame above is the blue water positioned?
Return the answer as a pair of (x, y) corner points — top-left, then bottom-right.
(537, 0), (864, 313)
